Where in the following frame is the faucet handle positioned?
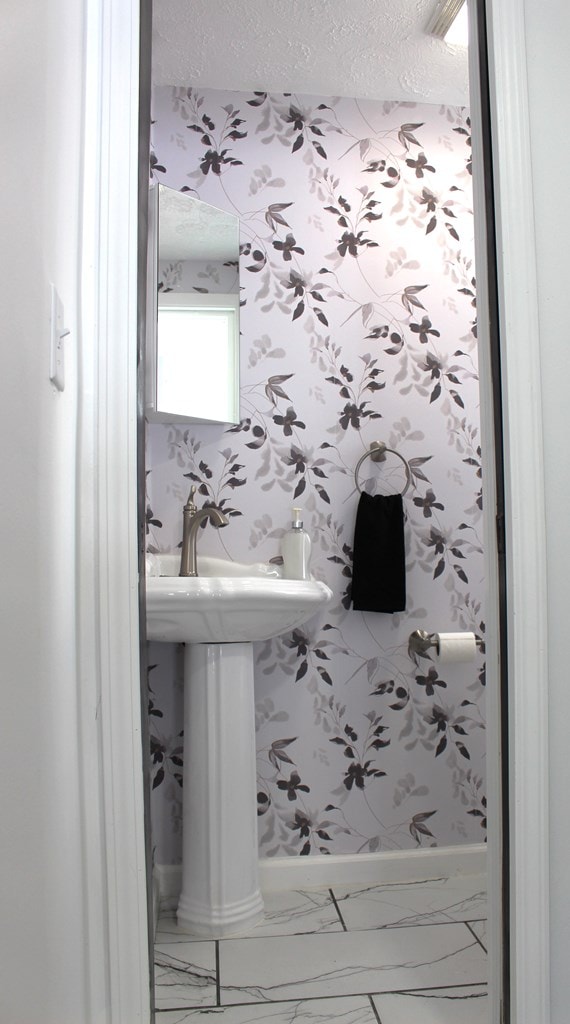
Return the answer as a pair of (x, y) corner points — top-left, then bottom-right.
(183, 485), (197, 513)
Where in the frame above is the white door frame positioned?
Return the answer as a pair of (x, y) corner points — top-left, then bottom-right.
(483, 0), (550, 1021)
(78, 0), (151, 1020)
(469, 1), (550, 1019)
(466, 5), (503, 1019)
(83, 0), (550, 1020)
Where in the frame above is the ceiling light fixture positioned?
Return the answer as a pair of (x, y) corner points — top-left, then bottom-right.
(426, 0), (469, 45)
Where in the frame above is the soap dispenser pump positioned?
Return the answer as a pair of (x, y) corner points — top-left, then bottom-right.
(281, 507), (311, 580)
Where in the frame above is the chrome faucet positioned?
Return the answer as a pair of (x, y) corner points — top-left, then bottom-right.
(179, 486), (229, 577)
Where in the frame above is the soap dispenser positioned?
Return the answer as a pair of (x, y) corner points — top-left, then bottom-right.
(281, 507), (311, 580)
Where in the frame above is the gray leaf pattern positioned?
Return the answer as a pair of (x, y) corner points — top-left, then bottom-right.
(147, 87), (485, 864)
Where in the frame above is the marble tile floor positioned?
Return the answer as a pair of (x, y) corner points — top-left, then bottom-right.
(154, 873), (488, 1023)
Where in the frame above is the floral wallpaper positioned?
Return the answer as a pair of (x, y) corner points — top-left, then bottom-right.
(158, 257), (238, 296)
(147, 86), (487, 865)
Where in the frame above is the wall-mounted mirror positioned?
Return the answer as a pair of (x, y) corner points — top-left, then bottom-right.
(146, 183), (240, 424)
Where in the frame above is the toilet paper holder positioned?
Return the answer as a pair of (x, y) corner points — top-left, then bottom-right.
(408, 628), (483, 657)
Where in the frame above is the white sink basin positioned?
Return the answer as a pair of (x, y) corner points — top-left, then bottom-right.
(145, 553), (333, 643)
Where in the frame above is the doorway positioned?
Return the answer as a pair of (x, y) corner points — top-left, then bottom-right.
(142, 4), (507, 1019)
(80, 0), (551, 1021)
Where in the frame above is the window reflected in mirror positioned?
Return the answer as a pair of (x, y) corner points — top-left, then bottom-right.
(146, 184), (241, 424)
(157, 294), (239, 423)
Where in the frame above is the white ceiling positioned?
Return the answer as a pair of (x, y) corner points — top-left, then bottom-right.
(152, 0), (469, 106)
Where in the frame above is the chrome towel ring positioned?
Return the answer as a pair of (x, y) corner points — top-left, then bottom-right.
(354, 441), (412, 496)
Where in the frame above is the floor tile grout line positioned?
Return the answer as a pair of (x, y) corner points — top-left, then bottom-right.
(215, 939), (221, 1005)
(155, 901), (487, 944)
(155, 981), (489, 1014)
(156, 917), (487, 944)
(329, 887), (348, 931)
(379, 983), (489, 997)
(155, 913), (488, 944)
(368, 993), (383, 1023)
(465, 920), (488, 953)
(154, 923), (487, 952)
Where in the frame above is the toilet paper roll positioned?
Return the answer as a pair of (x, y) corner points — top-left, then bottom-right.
(434, 631), (477, 664)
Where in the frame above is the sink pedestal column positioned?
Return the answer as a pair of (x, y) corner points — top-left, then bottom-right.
(177, 641), (264, 937)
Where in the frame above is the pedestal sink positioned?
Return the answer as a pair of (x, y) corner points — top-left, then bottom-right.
(146, 553), (332, 937)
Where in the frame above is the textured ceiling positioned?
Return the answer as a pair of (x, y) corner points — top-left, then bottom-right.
(152, 0), (469, 106)
(159, 186), (239, 261)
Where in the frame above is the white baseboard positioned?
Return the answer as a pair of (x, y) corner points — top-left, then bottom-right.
(259, 844), (486, 891)
(154, 844), (486, 910)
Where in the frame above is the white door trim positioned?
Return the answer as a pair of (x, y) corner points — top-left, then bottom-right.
(466, 5), (502, 1020)
(84, 0), (550, 1020)
(78, 0), (150, 1019)
(484, 1), (551, 1020)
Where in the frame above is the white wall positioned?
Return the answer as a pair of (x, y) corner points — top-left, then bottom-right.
(0, 2), (88, 1021)
(0, 0), (150, 1019)
(523, 3), (570, 1019)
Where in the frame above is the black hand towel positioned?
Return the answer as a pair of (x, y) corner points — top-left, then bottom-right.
(351, 491), (406, 613)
